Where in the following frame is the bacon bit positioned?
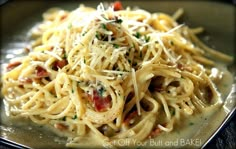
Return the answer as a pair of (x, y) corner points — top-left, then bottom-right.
(19, 77), (32, 83)
(7, 61), (22, 71)
(124, 110), (138, 125)
(18, 85), (24, 88)
(177, 63), (192, 72)
(60, 14), (67, 21)
(49, 46), (54, 51)
(52, 59), (67, 70)
(35, 66), (49, 78)
(88, 90), (112, 112)
(24, 47), (31, 53)
(177, 63), (184, 70)
(112, 1), (123, 11)
(148, 127), (161, 139)
(54, 123), (68, 131)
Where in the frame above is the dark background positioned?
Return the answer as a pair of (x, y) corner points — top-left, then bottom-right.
(205, 113), (236, 149)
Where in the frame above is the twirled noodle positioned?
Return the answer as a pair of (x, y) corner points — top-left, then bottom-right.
(1, 2), (233, 148)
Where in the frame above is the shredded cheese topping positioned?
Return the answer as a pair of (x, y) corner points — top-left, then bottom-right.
(1, 2), (233, 148)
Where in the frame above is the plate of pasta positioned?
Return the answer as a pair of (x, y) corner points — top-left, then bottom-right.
(0, 1), (235, 149)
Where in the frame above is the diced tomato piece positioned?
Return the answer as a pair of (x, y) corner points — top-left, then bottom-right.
(6, 61), (21, 71)
(88, 90), (112, 112)
(124, 110), (138, 125)
(148, 127), (161, 138)
(113, 1), (123, 11)
(35, 66), (49, 78)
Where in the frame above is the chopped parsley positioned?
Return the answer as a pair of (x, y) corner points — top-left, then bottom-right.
(128, 59), (132, 64)
(144, 35), (150, 42)
(72, 115), (77, 120)
(170, 108), (175, 116)
(134, 32), (141, 39)
(63, 53), (67, 59)
(80, 42), (84, 46)
(95, 32), (101, 39)
(61, 116), (66, 121)
(115, 18), (123, 24)
(82, 31), (87, 36)
(189, 122), (194, 126)
(98, 86), (106, 96)
(101, 23), (107, 30)
(68, 23), (72, 29)
(113, 44), (119, 48)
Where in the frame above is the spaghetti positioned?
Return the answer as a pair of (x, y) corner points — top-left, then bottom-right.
(1, 2), (233, 148)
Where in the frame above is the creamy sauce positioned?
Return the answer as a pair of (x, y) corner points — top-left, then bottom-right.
(1, 67), (234, 148)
